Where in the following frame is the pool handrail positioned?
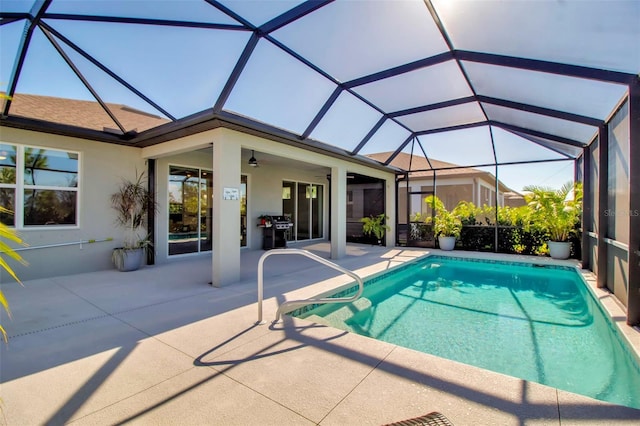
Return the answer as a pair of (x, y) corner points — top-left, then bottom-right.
(257, 248), (364, 324)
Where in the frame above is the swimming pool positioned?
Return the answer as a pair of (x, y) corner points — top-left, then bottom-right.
(290, 255), (640, 409)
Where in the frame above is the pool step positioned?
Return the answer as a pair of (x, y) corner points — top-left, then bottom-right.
(321, 296), (372, 324)
(303, 314), (334, 327)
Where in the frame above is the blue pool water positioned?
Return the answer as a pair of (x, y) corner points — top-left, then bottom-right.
(292, 256), (640, 409)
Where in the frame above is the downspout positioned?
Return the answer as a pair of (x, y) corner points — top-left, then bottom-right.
(147, 158), (156, 265)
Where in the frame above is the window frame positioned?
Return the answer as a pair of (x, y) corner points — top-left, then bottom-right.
(0, 143), (81, 229)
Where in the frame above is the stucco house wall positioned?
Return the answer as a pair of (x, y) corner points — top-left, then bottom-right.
(1, 126), (396, 282)
(146, 128), (396, 259)
(0, 127), (145, 282)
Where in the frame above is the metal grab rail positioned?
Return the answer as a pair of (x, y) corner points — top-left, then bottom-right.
(257, 248), (364, 324)
(2, 237), (113, 253)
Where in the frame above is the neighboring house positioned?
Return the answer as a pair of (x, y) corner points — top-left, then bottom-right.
(366, 152), (523, 219)
(0, 94), (397, 283)
(503, 191), (527, 208)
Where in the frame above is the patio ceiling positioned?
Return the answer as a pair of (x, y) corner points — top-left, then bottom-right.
(0, 0), (638, 172)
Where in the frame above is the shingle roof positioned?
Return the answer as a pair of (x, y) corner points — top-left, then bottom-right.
(366, 151), (512, 192)
(3, 93), (169, 134)
(367, 151), (481, 176)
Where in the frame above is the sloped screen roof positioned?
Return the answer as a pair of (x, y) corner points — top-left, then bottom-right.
(1, 0), (638, 172)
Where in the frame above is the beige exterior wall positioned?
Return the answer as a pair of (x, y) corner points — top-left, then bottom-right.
(241, 162), (327, 252)
(144, 128), (396, 265)
(403, 175), (505, 216)
(0, 126), (396, 282)
(0, 127), (145, 282)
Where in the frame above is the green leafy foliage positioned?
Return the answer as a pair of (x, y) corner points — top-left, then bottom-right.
(523, 181), (583, 242)
(414, 183), (582, 258)
(424, 195), (462, 238)
(361, 214), (390, 241)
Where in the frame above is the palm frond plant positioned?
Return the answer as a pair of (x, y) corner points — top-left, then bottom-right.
(110, 171), (157, 271)
(0, 207), (27, 341)
(523, 181), (582, 259)
(523, 182), (583, 242)
(424, 195), (462, 251)
(452, 201), (482, 226)
(424, 195), (462, 238)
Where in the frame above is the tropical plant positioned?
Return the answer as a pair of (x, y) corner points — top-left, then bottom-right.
(453, 201), (482, 226)
(523, 181), (583, 242)
(0, 208), (27, 341)
(424, 195), (462, 238)
(361, 213), (390, 242)
(111, 171), (156, 250)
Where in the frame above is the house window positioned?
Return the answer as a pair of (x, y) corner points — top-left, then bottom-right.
(0, 144), (79, 228)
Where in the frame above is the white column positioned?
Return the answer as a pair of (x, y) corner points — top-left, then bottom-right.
(385, 176), (396, 247)
(330, 166), (347, 259)
(211, 138), (241, 287)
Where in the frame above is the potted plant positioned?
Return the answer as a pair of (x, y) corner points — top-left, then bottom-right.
(361, 213), (390, 245)
(110, 171), (157, 271)
(424, 195), (461, 251)
(523, 182), (582, 260)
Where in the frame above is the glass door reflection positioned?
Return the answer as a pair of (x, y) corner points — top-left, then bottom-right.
(169, 166), (212, 256)
(240, 175), (247, 247)
(199, 170), (213, 252)
(283, 181), (323, 242)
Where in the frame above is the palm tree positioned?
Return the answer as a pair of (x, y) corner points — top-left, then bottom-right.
(522, 181), (583, 242)
(23, 148), (48, 185)
(0, 207), (27, 341)
(23, 148), (49, 223)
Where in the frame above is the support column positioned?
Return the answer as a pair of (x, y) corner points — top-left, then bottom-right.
(581, 149), (591, 270)
(597, 124), (609, 289)
(146, 158), (156, 266)
(330, 166), (347, 259)
(387, 176), (396, 247)
(211, 138), (241, 287)
(494, 166), (499, 252)
(627, 79), (640, 325)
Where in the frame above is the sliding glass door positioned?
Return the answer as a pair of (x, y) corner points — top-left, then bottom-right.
(283, 181), (323, 241)
(168, 166), (212, 255)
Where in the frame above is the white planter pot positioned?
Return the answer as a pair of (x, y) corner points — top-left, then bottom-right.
(548, 241), (571, 260)
(113, 247), (144, 272)
(438, 236), (456, 251)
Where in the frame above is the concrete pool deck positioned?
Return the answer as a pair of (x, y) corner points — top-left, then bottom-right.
(1, 242), (639, 425)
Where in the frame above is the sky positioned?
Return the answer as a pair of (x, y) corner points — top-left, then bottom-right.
(0, 0), (628, 193)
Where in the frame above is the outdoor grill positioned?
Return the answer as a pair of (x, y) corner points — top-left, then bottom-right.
(271, 216), (293, 230)
(262, 216), (293, 250)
